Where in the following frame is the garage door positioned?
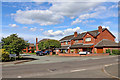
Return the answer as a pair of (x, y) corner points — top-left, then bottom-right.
(97, 48), (103, 53)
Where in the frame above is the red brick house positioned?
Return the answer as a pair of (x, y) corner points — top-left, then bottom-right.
(23, 43), (35, 53)
(59, 26), (120, 54)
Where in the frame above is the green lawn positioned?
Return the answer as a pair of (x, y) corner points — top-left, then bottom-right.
(28, 52), (36, 55)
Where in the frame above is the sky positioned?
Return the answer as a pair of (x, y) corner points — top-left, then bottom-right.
(1, 0), (119, 43)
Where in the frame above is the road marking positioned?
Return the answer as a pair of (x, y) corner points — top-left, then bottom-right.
(17, 76), (22, 78)
(103, 63), (120, 79)
(70, 69), (86, 72)
(104, 64), (113, 67)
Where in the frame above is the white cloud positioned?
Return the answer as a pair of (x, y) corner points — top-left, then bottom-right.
(40, 28), (44, 31)
(94, 6), (106, 11)
(11, 1), (99, 26)
(102, 25), (109, 30)
(72, 19), (82, 25)
(71, 5), (117, 25)
(12, 10), (64, 25)
(43, 30), (63, 37)
(109, 4), (118, 9)
(111, 31), (120, 43)
(9, 24), (19, 27)
(71, 19), (95, 25)
(50, 2), (98, 17)
(54, 26), (69, 28)
(30, 27), (37, 31)
(64, 27), (82, 35)
(43, 27), (82, 37)
(23, 27), (28, 29)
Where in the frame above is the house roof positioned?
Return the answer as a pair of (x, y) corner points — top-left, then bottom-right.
(60, 28), (106, 41)
(70, 43), (93, 48)
(29, 43), (35, 47)
(95, 39), (120, 48)
(72, 30), (100, 40)
(59, 35), (74, 41)
(59, 28), (115, 42)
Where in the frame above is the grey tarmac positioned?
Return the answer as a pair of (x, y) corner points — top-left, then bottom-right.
(2, 55), (119, 78)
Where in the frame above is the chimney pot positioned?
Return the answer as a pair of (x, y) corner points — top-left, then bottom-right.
(98, 26), (102, 33)
(74, 32), (77, 37)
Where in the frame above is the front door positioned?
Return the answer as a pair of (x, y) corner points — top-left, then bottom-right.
(83, 48), (92, 53)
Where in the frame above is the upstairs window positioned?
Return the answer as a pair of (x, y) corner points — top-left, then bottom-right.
(75, 40), (79, 43)
(85, 37), (91, 42)
(66, 41), (68, 44)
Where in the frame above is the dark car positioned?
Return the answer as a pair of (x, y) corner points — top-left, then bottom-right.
(36, 51), (43, 56)
(43, 50), (52, 55)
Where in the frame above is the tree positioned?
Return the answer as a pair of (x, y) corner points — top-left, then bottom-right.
(0, 49), (10, 61)
(1, 34), (29, 57)
(38, 39), (61, 51)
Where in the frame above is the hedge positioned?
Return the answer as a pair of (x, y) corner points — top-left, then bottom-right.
(30, 48), (35, 53)
(112, 49), (120, 55)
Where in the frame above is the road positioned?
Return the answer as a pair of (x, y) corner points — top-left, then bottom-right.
(2, 55), (119, 78)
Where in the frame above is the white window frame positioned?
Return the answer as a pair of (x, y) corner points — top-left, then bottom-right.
(75, 40), (78, 43)
(66, 41), (68, 44)
(85, 37), (91, 42)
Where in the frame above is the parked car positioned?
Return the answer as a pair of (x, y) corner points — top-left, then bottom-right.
(43, 50), (52, 55)
(36, 51), (43, 56)
(79, 51), (89, 55)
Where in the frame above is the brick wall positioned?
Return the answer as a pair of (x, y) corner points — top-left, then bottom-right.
(83, 33), (94, 44)
(95, 29), (115, 45)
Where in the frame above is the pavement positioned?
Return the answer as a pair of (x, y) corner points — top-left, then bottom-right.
(103, 63), (119, 79)
(2, 55), (119, 78)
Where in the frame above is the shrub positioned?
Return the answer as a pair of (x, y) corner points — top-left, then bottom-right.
(106, 49), (111, 53)
(71, 49), (74, 53)
(63, 50), (65, 53)
(94, 51), (96, 54)
(23, 50), (26, 52)
(30, 48), (35, 53)
(112, 50), (120, 55)
(0, 49), (10, 61)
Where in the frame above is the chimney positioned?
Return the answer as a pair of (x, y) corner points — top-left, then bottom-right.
(98, 26), (102, 33)
(74, 32), (77, 37)
(36, 38), (39, 51)
(36, 38), (38, 43)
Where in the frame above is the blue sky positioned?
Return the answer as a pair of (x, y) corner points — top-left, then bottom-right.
(1, 1), (119, 43)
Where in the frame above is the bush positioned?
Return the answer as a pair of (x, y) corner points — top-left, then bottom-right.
(0, 49), (10, 61)
(23, 50), (26, 52)
(112, 50), (120, 55)
(63, 50), (65, 53)
(71, 49), (74, 53)
(30, 48), (35, 53)
(106, 49), (111, 53)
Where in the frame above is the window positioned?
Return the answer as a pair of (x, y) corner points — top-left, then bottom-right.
(75, 40), (78, 43)
(66, 41), (68, 44)
(85, 37), (91, 42)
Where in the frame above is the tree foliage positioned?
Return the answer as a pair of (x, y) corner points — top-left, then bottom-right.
(38, 39), (61, 50)
(1, 34), (29, 55)
(0, 49), (10, 61)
